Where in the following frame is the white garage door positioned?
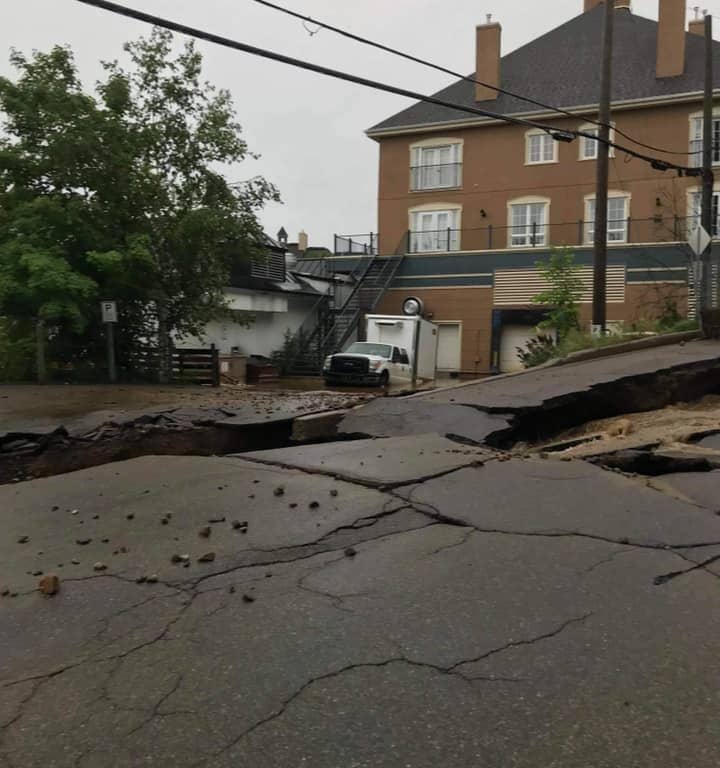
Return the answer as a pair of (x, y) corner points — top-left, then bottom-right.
(500, 325), (538, 373)
(436, 323), (461, 371)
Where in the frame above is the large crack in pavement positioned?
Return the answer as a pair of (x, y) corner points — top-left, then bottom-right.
(0, 501), (433, 752)
(393, 481), (720, 587)
(192, 613), (592, 767)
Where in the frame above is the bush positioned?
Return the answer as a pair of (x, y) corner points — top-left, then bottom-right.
(516, 335), (558, 368)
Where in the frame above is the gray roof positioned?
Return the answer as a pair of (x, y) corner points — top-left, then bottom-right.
(369, 6), (720, 135)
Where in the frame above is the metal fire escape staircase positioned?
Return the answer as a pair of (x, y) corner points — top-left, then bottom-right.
(282, 255), (404, 376)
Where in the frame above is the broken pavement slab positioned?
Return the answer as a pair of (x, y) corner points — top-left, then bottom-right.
(400, 457), (720, 549)
(241, 434), (497, 487)
(417, 340), (720, 411)
(648, 470), (720, 510)
(2, 499), (719, 767)
(0, 455), (409, 595)
(338, 398), (513, 444)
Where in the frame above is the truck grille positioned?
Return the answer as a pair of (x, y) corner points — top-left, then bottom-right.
(330, 356), (369, 374)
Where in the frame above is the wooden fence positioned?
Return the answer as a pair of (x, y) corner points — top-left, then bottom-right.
(127, 344), (220, 387)
(173, 346), (220, 387)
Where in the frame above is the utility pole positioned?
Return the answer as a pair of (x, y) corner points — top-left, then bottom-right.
(592, 0), (614, 335)
(701, 12), (714, 315)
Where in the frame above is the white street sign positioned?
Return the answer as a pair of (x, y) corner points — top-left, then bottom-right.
(688, 225), (711, 257)
(101, 301), (118, 324)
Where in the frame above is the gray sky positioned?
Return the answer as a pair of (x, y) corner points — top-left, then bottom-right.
(3, 0), (720, 249)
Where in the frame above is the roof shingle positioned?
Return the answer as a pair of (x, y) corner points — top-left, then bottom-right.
(368, 6), (720, 135)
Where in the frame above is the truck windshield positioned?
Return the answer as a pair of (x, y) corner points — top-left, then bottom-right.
(345, 342), (392, 358)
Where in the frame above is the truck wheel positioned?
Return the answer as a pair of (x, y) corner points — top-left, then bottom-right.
(379, 371), (389, 387)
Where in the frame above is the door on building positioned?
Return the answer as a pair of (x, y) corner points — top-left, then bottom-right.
(436, 323), (461, 372)
(499, 325), (540, 373)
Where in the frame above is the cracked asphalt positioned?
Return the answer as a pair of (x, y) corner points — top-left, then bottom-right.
(2, 426), (720, 764)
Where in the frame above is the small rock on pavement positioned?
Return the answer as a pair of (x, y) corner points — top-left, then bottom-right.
(76, 538), (92, 546)
(344, 547), (357, 558)
(273, 486), (285, 497)
(93, 562), (107, 572)
(17, 536), (30, 544)
(199, 526), (212, 539)
(330, 489), (339, 497)
(146, 575), (159, 584)
(71, 558), (81, 565)
(309, 501), (320, 509)
(38, 574), (60, 596)
(198, 552), (216, 563)
(208, 516), (226, 524)
(242, 594), (255, 603)
(1, 588), (10, 597)
(126, 513), (135, 520)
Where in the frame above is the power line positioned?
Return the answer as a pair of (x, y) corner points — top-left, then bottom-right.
(72, 0), (570, 134)
(73, 0), (701, 175)
(252, 0), (700, 157)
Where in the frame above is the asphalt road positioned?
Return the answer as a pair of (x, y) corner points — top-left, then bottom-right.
(2, 435), (719, 767)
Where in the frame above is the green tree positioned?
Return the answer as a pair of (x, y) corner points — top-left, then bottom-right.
(532, 248), (584, 340)
(0, 47), (111, 379)
(97, 29), (278, 379)
(0, 32), (278, 382)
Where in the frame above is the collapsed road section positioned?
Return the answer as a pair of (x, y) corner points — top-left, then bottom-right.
(0, 391), (371, 485)
(339, 340), (720, 448)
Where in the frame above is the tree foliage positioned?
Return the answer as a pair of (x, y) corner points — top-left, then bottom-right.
(0, 31), (278, 380)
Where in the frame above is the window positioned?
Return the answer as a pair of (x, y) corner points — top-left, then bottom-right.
(509, 200), (548, 247)
(690, 115), (720, 168)
(689, 190), (720, 236)
(410, 208), (460, 252)
(411, 143), (462, 190)
(585, 195), (630, 244)
(526, 131), (557, 165)
(579, 123), (615, 161)
(399, 349), (410, 365)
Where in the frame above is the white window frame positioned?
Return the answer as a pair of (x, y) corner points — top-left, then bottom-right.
(688, 110), (720, 169)
(686, 185), (720, 237)
(507, 196), (550, 248)
(408, 203), (462, 253)
(584, 192), (631, 244)
(578, 122), (616, 161)
(525, 130), (558, 165)
(409, 138), (463, 191)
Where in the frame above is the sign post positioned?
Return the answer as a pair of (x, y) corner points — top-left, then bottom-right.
(101, 301), (118, 383)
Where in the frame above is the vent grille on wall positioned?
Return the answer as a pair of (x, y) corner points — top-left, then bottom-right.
(251, 252), (287, 283)
(493, 265), (626, 306)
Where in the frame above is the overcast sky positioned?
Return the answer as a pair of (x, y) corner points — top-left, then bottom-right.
(4, 0), (720, 249)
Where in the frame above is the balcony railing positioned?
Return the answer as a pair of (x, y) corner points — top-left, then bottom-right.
(337, 217), (708, 256)
(405, 217), (709, 253)
(410, 163), (462, 191)
(333, 233), (378, 256)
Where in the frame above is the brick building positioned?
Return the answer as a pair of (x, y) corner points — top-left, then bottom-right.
(312, 0), (719, 375)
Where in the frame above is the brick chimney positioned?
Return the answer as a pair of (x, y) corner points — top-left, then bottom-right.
(475, 15), (501, 102)
(689, 8), (706, 37)
(584, 0), (630, 11)
(657, 0), (686, 78)
(297, 230), (308, 253)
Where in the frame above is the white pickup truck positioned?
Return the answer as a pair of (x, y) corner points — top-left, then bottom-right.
(322, 314), (438, 388)
(323, 342), (410, 387)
